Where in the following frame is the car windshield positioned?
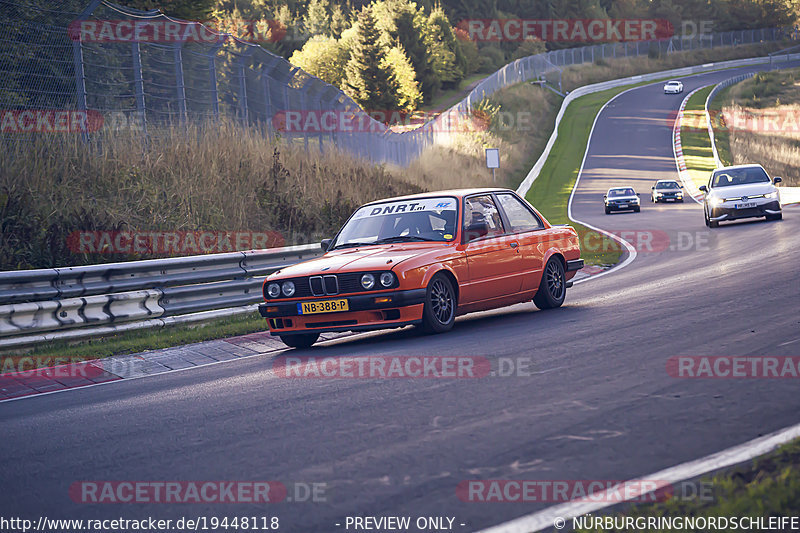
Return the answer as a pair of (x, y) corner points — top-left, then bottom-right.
(332, 197), (458, 249)
(711, 167), (770, 188)
(667, 82), (679, 86)
(608, 188), (635, 197)
(656, 181), (680, 189)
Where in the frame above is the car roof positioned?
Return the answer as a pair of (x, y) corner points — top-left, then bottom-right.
(713, 163), (765, 172)
(666, 80), (681, 83)
(362, 188), (513, 206)
(608, 186), (633, 191)
(655, 179), (679, 184)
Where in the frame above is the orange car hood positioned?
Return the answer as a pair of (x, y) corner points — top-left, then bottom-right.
(271, 244), (446, 278)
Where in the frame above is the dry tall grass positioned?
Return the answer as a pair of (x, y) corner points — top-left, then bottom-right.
(0, 122), (422, 269)
(718, 69), (800, 185)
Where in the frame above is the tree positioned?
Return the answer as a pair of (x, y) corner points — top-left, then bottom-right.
(344, 7), (401, 112)
(330, 4), (350, 38)
(382, 46), (423, 111)
(290, 36), (349, 87)
(427, 7), (463, 89)
(303, 0), (330, 37)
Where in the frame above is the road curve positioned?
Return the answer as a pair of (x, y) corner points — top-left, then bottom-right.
(2, 65), (799, 532)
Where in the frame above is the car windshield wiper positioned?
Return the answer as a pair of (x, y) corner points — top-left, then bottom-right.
(332, 242), (372, 250)
(374, 235), (439, 244)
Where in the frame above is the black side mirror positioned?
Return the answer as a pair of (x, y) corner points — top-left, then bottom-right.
(321, 238), (332, 251)
(774, 176), (782, 184)
(651, 186), (655, 190)
(699, 185), (708, 193)
(465, 221), (490, 242)
(603, 195), (607, 200)
(636, 193), (640, 197)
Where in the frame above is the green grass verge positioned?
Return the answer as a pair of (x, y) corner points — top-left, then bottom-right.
(574, 437), (800, 532)
(0, 311), (266, 370)
(708, 84), (734, 167)
(420, 72), (487, 113)
(680, 85), (717, 189)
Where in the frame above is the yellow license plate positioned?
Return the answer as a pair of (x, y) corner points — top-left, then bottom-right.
(298, 299), (349, 315)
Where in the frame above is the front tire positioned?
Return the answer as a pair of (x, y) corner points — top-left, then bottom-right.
(605, 206), (611, 214)
(705, 205), (719, 228)
(766, 212), (782, 221)
(421, 273), (456, 333)
(280, 333), (319, 349)
(633, 206), (641, 213)
(533, 257), (566, 310)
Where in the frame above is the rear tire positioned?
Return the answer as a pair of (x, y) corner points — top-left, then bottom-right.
(533, 257), (566, 310)
(421, 273), (456, 333)
(280, 333), (319, 349)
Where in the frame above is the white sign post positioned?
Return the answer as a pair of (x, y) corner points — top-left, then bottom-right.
(485, 148), (499, 183)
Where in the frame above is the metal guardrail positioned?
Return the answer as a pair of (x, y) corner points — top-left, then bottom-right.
(0, 244), (322, 347)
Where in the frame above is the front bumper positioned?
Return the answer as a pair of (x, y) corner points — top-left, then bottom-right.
(655, 193), (683, 201)
(606, 202), (640, 211)
(258, 288), (427, 336)
(709, 200), (781, 221)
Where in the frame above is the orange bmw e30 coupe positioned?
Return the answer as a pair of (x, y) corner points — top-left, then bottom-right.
(258, 188), (584, 348)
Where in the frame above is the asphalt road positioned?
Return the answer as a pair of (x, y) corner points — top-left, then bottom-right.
(2, 66), (799, 533)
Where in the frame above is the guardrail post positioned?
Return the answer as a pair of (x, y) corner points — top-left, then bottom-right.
(173, 42), (188, 125)
(208, 38), (226, 122)
(131, 42), (148, 140)
(236, 48), (256, 126)
(71, 0), (102, 143)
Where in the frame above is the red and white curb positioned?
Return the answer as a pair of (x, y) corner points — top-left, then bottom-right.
(0, 330), (351, 403)
(672, 87), (706, 205)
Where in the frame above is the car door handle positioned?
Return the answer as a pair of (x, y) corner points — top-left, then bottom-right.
(509, 242), (519, 249)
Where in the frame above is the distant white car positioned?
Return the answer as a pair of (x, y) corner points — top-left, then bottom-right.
(664, 80), (684, 94)
(700, 164), (782, 228)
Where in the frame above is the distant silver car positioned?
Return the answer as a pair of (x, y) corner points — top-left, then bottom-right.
(700, 164), (782, 228)
(651, 180), (685, 203)
(664, 80), (684, 94)
(604, 187), (641, 214)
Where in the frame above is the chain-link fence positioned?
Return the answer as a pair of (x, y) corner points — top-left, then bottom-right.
(0, 0), (794, 166)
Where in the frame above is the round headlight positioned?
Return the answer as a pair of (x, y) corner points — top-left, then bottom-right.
(281, 281), (296, 297)
(360, 273), (375, 290)
(379, 272), (394, 287)
(267, 283), (281, 298)
(709, 197), (723, 207)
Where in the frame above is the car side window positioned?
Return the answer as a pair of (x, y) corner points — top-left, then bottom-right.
(496, 194), (543, 232)
(464, 195), (505, 238)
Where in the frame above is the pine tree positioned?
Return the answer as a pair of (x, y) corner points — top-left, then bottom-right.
(303, 0), (331, 37)
(344, 7), (400, 113)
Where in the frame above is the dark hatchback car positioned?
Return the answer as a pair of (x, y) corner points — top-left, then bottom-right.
(651, 180), (685, 203)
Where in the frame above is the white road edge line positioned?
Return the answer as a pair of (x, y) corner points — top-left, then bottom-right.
(567, 86), (640, 285)
(673, 87), (708, 205)
(478, 422), (800, 533)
